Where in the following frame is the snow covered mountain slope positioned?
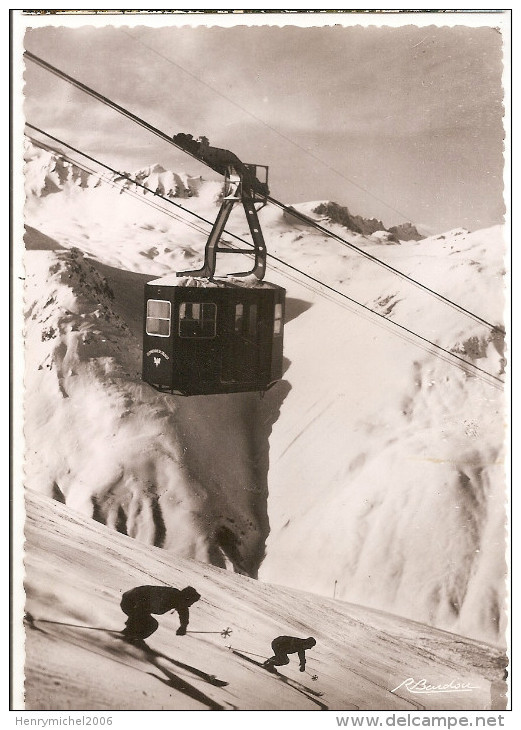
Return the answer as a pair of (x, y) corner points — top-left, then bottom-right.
(22, 142), (507, 645)
(23, 245), (280, 576)
(258, 227), (506, 643)
(22, 491), (507, 711)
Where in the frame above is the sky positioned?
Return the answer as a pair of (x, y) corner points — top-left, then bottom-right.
(20, 15), (508, 234)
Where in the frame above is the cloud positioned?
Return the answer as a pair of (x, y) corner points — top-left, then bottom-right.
(22, 23), (506, 233)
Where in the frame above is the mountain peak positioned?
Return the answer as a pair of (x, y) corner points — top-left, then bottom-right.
(134, 163), (167, 176)
(313, 201), (424, 241)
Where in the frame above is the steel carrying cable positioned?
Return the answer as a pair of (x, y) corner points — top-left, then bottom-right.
(117, 26), (415, 223)
(25, 124), (504, 388)
(26, 124), (231, 242)
(115, 30), (505, 333)
(26, 134), (213, 237)
(265, 200), (505, 335)
(24, 50), (504, 336)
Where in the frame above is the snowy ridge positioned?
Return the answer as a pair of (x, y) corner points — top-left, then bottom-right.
(23, 141), (507, 644)
(24, 140), (99, 197)
(25, 142), (206, 201)
(23, 491), (507, 711)
(113, 163), (204, 200)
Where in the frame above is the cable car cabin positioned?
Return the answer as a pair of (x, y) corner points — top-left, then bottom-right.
(143, 146), (283, 395)
(143, 276), (285, 395)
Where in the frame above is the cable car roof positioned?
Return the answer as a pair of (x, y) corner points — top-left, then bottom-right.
(148, 274), (283, 290)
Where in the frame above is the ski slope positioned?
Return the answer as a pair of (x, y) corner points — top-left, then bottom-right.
(22, 491), (507, 711)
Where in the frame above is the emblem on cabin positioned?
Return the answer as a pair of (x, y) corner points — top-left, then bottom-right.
(146, 348), (170, 361)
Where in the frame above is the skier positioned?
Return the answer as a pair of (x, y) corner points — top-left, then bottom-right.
(120, 585), (201, 642)
(263, 635), (317, 672)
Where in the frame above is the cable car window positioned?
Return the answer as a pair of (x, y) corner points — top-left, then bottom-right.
(274, 303), (283, 335)
(234, 303), (244, 333)
(146, 299), (171, 337)
(248, 304), (258, 337)
(179, 302), (217, 338)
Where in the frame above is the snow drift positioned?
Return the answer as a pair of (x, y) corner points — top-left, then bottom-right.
(22, 141), (507, 644)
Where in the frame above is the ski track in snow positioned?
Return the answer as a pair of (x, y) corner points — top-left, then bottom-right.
(22, 142), (507, 660)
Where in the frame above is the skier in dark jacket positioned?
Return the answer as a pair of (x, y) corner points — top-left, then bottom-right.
(264, 635), (317, 672)
(120, 585), (201, 641)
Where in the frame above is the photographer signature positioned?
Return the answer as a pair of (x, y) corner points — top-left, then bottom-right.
(391, 678), (479, 694)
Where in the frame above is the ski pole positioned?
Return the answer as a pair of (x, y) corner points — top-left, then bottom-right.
(186, 627), (232, 638)
(227, 645), (268, 660)
(305, 669), (319, 681)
